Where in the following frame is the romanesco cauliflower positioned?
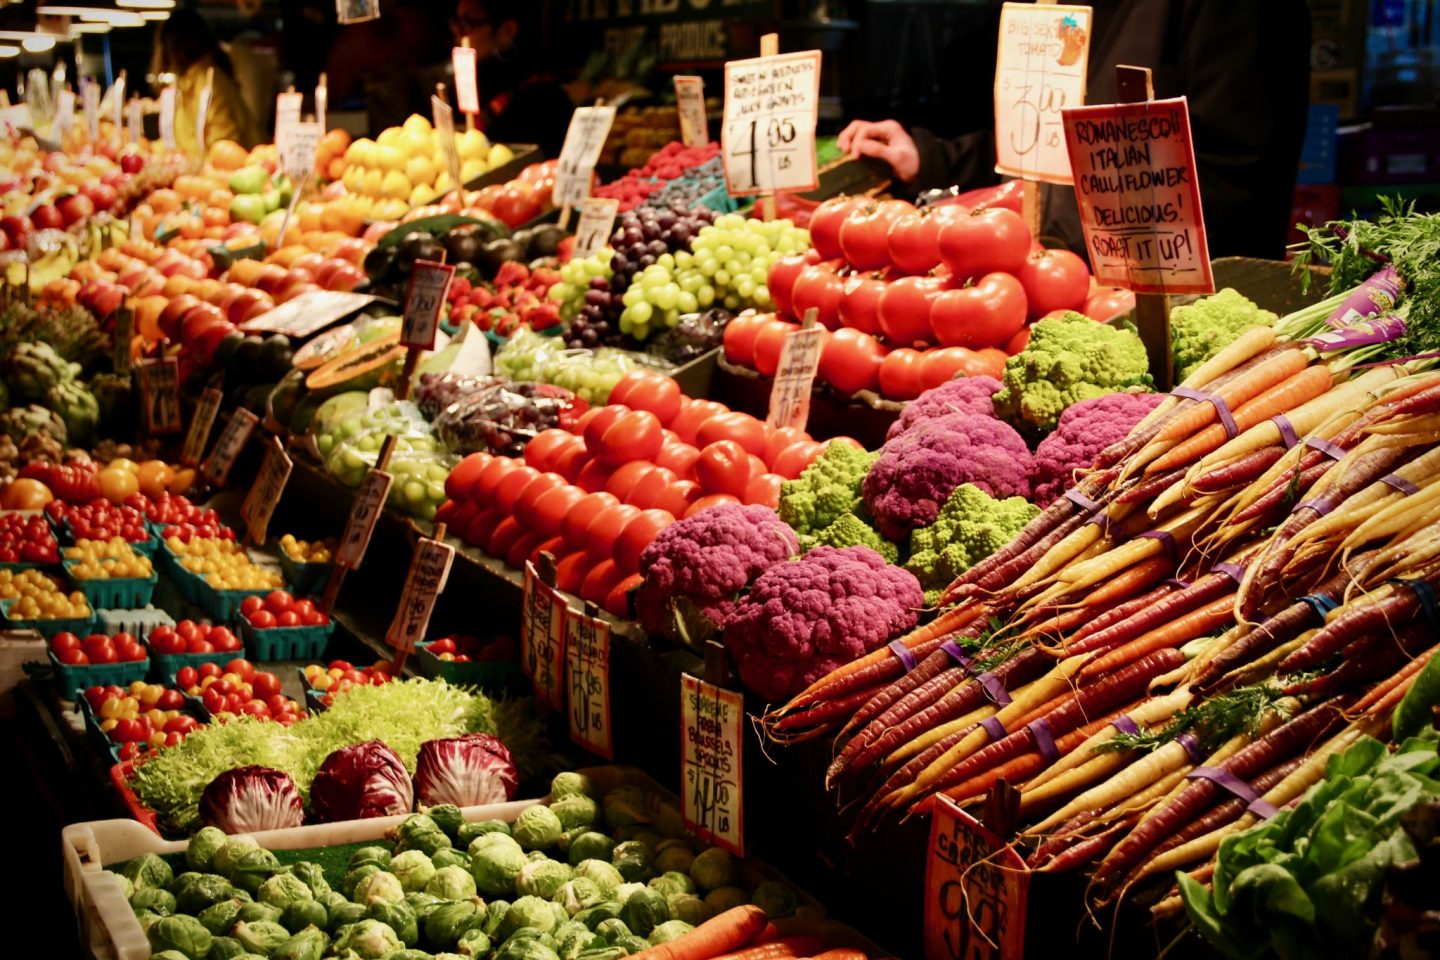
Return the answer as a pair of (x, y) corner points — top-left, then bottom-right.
(1170, 288), (1276, 381)
(905, 483), (1040, 603)
(806, 511), (900, 564)
(992, 312), (1152, 435)
(778, 442), (878, 538)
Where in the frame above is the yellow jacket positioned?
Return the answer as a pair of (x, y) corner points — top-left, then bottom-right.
(174, 58), (259, 157)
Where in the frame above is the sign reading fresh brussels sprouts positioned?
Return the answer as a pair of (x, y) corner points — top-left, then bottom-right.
(565, 606), (613, 759)
(680, 674), (744, 855)
(137, 356), (182, 436)
(924, 795), (1029, 960)
(387, 536), (455, 652)
(240, 436), (293, 546)
(203, 408), (259, 486)
(182, 387), (223, 467)
(522, 559), (568, 709)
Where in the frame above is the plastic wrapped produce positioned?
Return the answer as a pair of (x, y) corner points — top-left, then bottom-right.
(414, 373), (505, 421)
(434, 382), (586, 457)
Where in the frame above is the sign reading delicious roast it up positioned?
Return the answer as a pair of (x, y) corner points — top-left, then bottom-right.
(561, 0), (773, 65)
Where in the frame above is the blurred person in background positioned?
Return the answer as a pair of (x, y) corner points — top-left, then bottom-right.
(154, 8), (261, 155)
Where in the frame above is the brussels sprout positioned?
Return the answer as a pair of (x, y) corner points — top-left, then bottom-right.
(123, 853), (174, 891)
(404, 891), (445, 923)
(626, 830), (663, 852)
(281, 900), (327, 935)
(235, 900), (285, 925)
(457, 819), (511, 847)
(517, 859), (573, 900)
(258, 873), (313, 910)
(529, 850), (552, 862)
(613, 883), (646, 904)
(494, 937), (561, 960)
(472, 842), (528, 896)
(132, 887), (178, 917)
(480, 899), (509, 936)
(498, 894), (564, 938)
(232, 890), (253, 903)
(320, 891), (348, 911)
(389, 951), (433, 960)
(470, 831), (523, 856)
(572, 901), (622, 931)
(612, 934), (651, 954)
(152, 951), (191, 960)
(390, 850), (437, 892)
(425, 864), (478, 900)
(666, 893), (709, 926)
(553, 877), (603, 916)
(232, 849), (283, 896)
(702, 886), (747, 914)
(392, 813), (441, 842)
(398, 826), (453, 858)
(354, 870), (405, 905)
(553, 921), (603, 960)
(749, 881), (797, 919)
(342, 863), (382, 900)
(348, 846), (393, 872)
(213, 838), (261, 879)
(135, 909), (162, 932)
(552, 773), (597, 799)
(594, 918), (631, 944)
(112, 872), (135, 900)
(286, 863), (332, 900)
(208, 936), (246, 960)
(566, 833), (615, 868)
(198, 898), (246, 935)
(425, 804), (465, 838)
(573, 950), (624, 960)
(432, 848), (472, 872)
(365, 898), (419, 946)
(551, 795), (598, 832)
(647, 920), (694, 945)
(272, 925), (328, 960)
(333, 918), (403, 959)
(653, 845), (694, 876)
(423, 899), (484, 950)
(149, 915), (215, 960)
(688, 849), (738, 892)
(513, 805), (565, 850)
(572, 860), (624, 896)
(325, 901), (366, 933)
(618, 888), (670, 938)
(188, 827), (230, 871)
(176, 872), (239, 914)
(231, 920), (291, 956)
(646, 876), (685, 899)
(610, 842), (652, 883)
(456, 926), (492, 958)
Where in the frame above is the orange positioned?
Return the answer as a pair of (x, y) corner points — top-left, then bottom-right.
(207, 188), (234, 208)
(167, 467), (197, 495)
(320, 128), (351, 156)
(162, 274), (196, 298)
(319, 201), (363, 236)
(325, 156), (347, 182)
(135, 461), (173, 499)
(97, 467), (140, 504)
(148, 189), (182, 214)
(226, 259), (265, 287)
(208, 139), (248, 171)
(1, 478), (53, 510)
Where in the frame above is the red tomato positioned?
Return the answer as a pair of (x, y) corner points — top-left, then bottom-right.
(506, 531), (548, 571)
(886, 204), (963, 275)
(265, 590), (293, 614)
(693, 440), (751, 497)
(608, 371), (682, 425)
(188, 638), (215, 654)
(789, 265), (844, 331)
(529, 484), (585, 538)
(224, 657), (255, 680)
(920, 346), (992, 388)
(770, 440), (824, 480)
(670, 399), (727, 445)
(976, 348), (1008, 379)
(580, 559), (624, 605)
(809, 196), (864, 259)
(444, 452), (490, 502)
(764, 426), (810, 467)
(238, 595), (264, 617)
(251, 671), (282, 699)
(879, 347), (928, 400)
(696, 411), (769, 458)
(878, 275), (942, 347)
(513, 472), (566, 530)
(240, 700), (271, 719)
(624, 465), (679, 509)
(290, 601), (316, 620)
(561, 491), (619, 549)
(575, 459), (618, 494)
(176, 620), (203, 643)
(485, 516), (525, 560)
(1016, 249), (1090, 318)
(582, 405), (630, 458)
(819, 327), (884, 394)
(613, 508), (675, 574)
(838, 273), (886, 335)
(553, 550), (589, 594)
(599, 409), (663, 466)
(766, 252), (815, 318)
(839, 199), (912, 270)
(929, 272), (1028, 348)
(604, 461), (658, 502)
(604, 573), (643, 619)
(522, 429), (576, 473)
(277, 611), (301, 627)
(493, 464), (541, 513)
(209, 627), (240, 651)
(176, 666), (198, 689)
(654, 440), (699, 479)
(684, 493), (739, 517)
(744, 472), (784, 508)
(50, 631), (81, 654)
(1005, 325), (1031, 355)
(753, 319), (800, 377)
(472, 455), (522, 504)
(57, 648), (89, 665)
(199, 662), (223, 678)
(464, 507), (503, 549)
(722, 312), (769, 366)
(582, 503), (641, 562)
(87, 639), (117, 663)
(1081, 285), (1136, 322)
(938, 208), (1032, 280)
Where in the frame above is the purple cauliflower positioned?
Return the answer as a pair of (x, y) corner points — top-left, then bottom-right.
(863, 411), (1033, 541)
(1031, 391), (1164, 504)
(635, 502), (799, 642)
(886, 376), (1002, 441)
(725, 545), (923, 701)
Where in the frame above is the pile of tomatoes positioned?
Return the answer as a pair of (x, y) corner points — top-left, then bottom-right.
(301, 659), (396, 707)
(46, 499), (151, 544)
(51, 629), (148, 665)
(82, 682), (203, 760)
(0, 512), (59, 565)
(424, 634), (517, 663)
(240, 590), (331, 629)
(133, 492), (231, 541)
(462, 161), (559, 229)
(176, 658), (304, 723)
(18, 461), (101, 503)
(146, 619), (243, 655)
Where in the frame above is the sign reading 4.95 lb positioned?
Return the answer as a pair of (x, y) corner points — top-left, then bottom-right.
(680, 674), (744, 855)
(402, 260), (455, 350)
(721, 51), (821, 196)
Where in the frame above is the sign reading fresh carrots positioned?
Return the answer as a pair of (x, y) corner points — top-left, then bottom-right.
(924, 795), (1029, 960)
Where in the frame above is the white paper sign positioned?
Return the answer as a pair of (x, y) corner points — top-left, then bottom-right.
(126, 98), (141, 144)
(766, 324), (825, 429)
(110, 75), (124, 142)
(552, 105), (616, 209)
(386, 538), (456, 653)
(565, 608), (613, 760)
(573, 197), (619, 260)
(994, 3), (1093, 184)
(281, 119), (322, 183)
(721, 51), (821, 196)
(315, 79), (328, 132)
(522, 560), (569, 709)
(274, 91), (303, 161)
(452, 46), (480, 115)
(56, 89), (74, 140)
(401, 260), (455, 350)
(83, 81), (99, 140)
(681, 674), (745, 855)
(158, 86), (176, 149)
(674, 75), (709, 147)
(336, 0), (381, 25)
(431, 95), (464, 190)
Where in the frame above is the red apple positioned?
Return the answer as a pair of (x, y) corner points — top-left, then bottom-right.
(322, 262), (364, 292)
(158, 294), (202, 341)
(0, 214), (31, 246)
(253, 264), (289, 295)
(180, 302), (228, 344)
(29, 204), (62, 230)
(80, 183), (119, 211)
(227, 289), (275, 325)
(56, 193), (95, 226)
(119, 151), (144, 174)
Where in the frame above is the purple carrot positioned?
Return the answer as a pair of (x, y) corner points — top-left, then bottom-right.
(1278, 582), (1431, 673)
(1190, 446), (1287, 496)
(1059, 570), (1241, 658)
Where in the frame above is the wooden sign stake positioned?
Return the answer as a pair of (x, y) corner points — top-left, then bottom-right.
(758, 33), (780, 222)
(462, 38), (476, 133)
(390, 518), (447, 675)
(1115, 64), (1173, 390)
(321, 433), (399, 613)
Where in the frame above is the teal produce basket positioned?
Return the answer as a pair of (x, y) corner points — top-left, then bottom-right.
(64, 561), (158, 608)
(3, 597), (95, 640)
(241, 618), (334, 661)
(196, 580), (273, 622)
(414, 641), (525, 693)
(279, 552), (332, 596)
(47, 648), (149, 697)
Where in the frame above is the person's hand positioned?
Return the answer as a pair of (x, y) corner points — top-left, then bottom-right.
(837, 119), (920, 183)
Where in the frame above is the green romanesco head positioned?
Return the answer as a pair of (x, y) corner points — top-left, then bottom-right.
(1170, 288), (1275, 382)
(778, 443), (879, 538)
(993, 312), (1152, 433)
(905, 483), (1040, 592)
(804, 511), (900, 564)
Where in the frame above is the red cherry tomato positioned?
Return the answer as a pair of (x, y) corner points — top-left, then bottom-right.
(693, 440), (752, 497)
(265, 590), (293, 614)
(224, 658), (255, 680)
(251, 672), (282, 699)
(276, 611), (301, 628)
(613, 508), (676, 575)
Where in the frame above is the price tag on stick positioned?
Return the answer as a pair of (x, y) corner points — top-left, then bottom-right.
(994, 2), (1092, 185)
(766, 311), (825, 430)
(721, 50), (821, 196)
(281, 120), (322, 184)
(274, 90), (303, 160)
(573, 197), (619, 260)
(336, 468), (394, 570)
(203, 408), (259, 486)
(196, 68), (213, 157)
(386, 536), (456, 653)
(453, 46), (480, 116)
(182, 387), (223, 467)
(158, 86), (177, 150)
(111, 73), (125, 145)
(126, 97), (141, 144)
(337, 0), (381, 25)
(136, 356), (182, 435)
(674, 75), (709, 147)
(522, 557), (569, 710)
(83, 81), (99, 141)
(316, 73), (328, 131)
(240, 436), (293, 546)
(111, 307), (133, 376)
(681, 673), (745, 855)
(431, 93), (464, 190)
(552, 105), (616, 210)
(924, 795), (1030, 960)
(401, 260), (455, 350)
(565, 604), (614, 759)
(56, 88), (75, 141)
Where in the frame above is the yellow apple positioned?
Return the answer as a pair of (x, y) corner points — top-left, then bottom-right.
(487, 143), (515, 167)
(381, 169), (412, 200)
(405, 154), (437, 187)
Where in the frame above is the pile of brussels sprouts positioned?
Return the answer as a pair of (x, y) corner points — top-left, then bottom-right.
(112, 772), (802, 960)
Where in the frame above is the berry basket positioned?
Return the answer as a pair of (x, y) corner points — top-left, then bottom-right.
(144, 645), (235, 683)
(195, 580), (273, 622)
(278, 552), (332, 596)
(62, 518), (157, 556)
(3, 597), (95, 640)
(414, 640), (526, 692)
(295, 667), (331, 714)
(241, 617), (334, 661)
(64, 561), (158, 608)
(46, 648), (149, 698)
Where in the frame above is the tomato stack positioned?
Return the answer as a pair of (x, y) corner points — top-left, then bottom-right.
(176, 658), (305, 724)
(146, 619), (244, 655)
(741, 197), (1135, 400)
(239, 590), (331, 629)
(0, 512), (59, 565)
(51, 630), (149, 665)
(81, 681), (203, 760)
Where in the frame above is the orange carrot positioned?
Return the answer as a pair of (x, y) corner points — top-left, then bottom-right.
(806, 951), (869, 960)
(936, 710), (1126, 804)
(1076, 593), (1236, 680)
(1151, 348), (1311, 446)
(1147, 365), (1334, 473)
(1350, 645), (1436, 716)
(630, 906), (770, 960)
(711, 938), (825, 960)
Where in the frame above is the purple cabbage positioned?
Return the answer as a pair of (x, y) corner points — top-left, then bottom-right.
(413, 733), (519, 808)
(309, 740), (414, 822)
(198, 766), (304, 834)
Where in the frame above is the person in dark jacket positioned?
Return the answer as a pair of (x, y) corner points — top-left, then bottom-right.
(837, 0), (1311, 259)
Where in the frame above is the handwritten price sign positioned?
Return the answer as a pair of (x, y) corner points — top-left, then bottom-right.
(137, 357), (182, 435)
(552, 106), (616, 209)
(337, 468), (393, 569)
(158, 86), (176, 150)
(203, 408), (259, 486)
(674, 75), (709, 147)
(573, 197), (620, 260)
(240, 437), (293, 546)
(386, 538), (456, 652)
(431, 95), (464, 190)
(83, 82), (99, 141)
(722, 51), (821, 196)
(182, 387), (223, 467)
(565, 607), (613, 759)
(126, 98), (142, 145)
(994, 3), (1092, 183)
(453, 46), (480, 115)
(112, 308), (134, 376)
(924, 796), (1029, 960)
(282, 120), (322, 183)
(56, 89), (75, 140)
(766, 323), (825, 430)
(1062, 97), (1213, 294)
(522, 560), (569, 709)
(401, 260), (456, 350)
(681, 674), (744, 855)
(274, 91), (303, 162)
